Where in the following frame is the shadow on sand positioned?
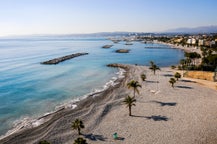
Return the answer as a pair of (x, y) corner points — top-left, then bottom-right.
(145, 115), (169, 121)
(114, 137), (125, 141)
(176, 86), (193, 89)
(181, 80), (196, 83)
(132, 115), (169, 121)
(162, 74), (173, 77)
(146, 80), (159, 83)
(151, 100), (177, 106)
(83, 133), (107, 141)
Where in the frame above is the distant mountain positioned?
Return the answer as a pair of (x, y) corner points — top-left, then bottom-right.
(165, 25), (217, 34)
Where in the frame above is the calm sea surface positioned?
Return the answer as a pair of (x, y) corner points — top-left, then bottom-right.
(0, 36), (184, 135)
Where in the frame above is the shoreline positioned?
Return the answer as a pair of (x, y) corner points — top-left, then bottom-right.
(0, 64), (217, 144)
(0, 41), (183, 140)
(0, 64), (128, 143)
(155, 41), (202, 54)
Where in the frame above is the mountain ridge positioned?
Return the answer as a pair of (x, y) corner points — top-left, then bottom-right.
(165, 25), (217, 33)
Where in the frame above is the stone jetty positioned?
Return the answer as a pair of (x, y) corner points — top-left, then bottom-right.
(41, 53), (88, 64)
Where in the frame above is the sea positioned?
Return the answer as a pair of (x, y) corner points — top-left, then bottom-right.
(0, 36), (184, 136)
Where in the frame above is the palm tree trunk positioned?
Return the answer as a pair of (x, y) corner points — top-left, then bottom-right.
(129, 105), (131, 116)
(133, 88), (135, 98)
(78, 127), (81, 135)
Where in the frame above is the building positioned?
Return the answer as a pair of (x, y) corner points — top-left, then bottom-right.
(198, 39), (204, 46)
(192, 38), (196, 45)
(187, 38), (192, 44)
(210, 40), (216, 46)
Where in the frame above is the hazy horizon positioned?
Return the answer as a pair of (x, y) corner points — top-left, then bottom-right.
(0, 0), (217, 36)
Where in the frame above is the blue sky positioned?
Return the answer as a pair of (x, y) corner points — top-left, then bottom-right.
(0, 0), (217, 36)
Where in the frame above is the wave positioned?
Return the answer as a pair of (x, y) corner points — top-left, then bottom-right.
(0, 67), (126, 140)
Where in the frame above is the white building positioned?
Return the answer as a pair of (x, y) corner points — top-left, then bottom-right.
(198, 39), (204, 46)
(192, 38), (196, 45)
(210, 40), (216, 46)
(187, 38), (192, 44)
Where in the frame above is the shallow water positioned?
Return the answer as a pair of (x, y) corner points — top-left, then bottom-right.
(0, 36), (184, 135)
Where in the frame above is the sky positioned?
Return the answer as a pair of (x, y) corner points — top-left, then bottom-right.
(0, 0), (217, 36)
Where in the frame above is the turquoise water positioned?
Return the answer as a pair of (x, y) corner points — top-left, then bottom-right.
(0, 37), (184, 135)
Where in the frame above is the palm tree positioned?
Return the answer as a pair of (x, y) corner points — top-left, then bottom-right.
(123, 96), (136, 116)
(149, 61), (160, 75)
(72, 119), (85, 135)
(127, 80), (142, 97)
(73, 137), (88, 144)
(150, 61), (154, 66)
(140, 73), (146, 81)
(169, 78), (176, 88)
(174, 72), (181, 80)
(171, 65), (176, 69)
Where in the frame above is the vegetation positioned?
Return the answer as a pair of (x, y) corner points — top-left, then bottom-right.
(151, 33), (217, 72)
(184, 52), (201, 66)
(127, 80), (141, 97)
(123, 96), (136, 116)
(73, 137), (88, 144)
(171, 65), (176, 69)
(140, 73), (146, 81)
(149, 61), (160, 75)
(200, 47), (217, 71)
(169, 78), (176, 88)
(72, 119), (85, 135)
(38, 140), (50, 144)
(174, 72), (181, 81)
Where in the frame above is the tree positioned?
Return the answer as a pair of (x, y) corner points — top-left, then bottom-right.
(185, 52), (201, 66)
(180, 59), (186, 69)
(123, 96), (136, 116)
(171, 65), (176, 69)
(150, 61), (154, 66)
(38, 140), (50, 144)
(174, 72), (181, 81)
(140, 74), (146, 81)
(149, 61), (160, 75)
(169, 78), (176, 88)
(127, 80), (142, 97)
(73, 137), (88, 144)
(72, 119), (85, 135)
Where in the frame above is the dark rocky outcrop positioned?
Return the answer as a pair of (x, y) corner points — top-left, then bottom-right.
(102, 45), (113, 48)
(115, 49), (130, 53)
(41, 53), (88, 65)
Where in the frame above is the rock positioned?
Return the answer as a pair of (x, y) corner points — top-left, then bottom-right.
(115, 49), (130, 53)
(102, 45), (113, 48)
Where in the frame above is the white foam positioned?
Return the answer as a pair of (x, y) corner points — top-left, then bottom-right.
(0, 67), (126, 140)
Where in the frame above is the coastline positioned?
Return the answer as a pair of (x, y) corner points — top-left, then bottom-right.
(155, 41), (202, 54)
(0, 64), (217, 144)
(0, 64), (128, 143)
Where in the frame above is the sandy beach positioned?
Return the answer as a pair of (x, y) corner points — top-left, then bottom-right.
(156, 41), (202, 54)
(0, 64), (217, 144)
